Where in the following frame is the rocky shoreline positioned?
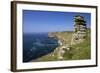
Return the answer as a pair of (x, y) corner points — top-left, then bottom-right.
(48, 32), (73, 60)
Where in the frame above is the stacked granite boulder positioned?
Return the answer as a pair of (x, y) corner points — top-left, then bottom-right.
(71, 15), (87, 45)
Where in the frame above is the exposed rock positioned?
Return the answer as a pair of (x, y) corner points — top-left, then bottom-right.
(71, 15), (87, 45)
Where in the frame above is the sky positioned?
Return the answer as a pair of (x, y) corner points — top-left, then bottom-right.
(23, 10), (91, 33)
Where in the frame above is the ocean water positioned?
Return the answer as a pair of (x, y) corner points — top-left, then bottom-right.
(23, 33), (59, 62)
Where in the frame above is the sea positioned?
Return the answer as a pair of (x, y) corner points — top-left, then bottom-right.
(23, 33), (59, 62)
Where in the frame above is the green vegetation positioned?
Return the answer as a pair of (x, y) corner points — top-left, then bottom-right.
(67, 37), (91, 60)
(73, 29), (90, 59)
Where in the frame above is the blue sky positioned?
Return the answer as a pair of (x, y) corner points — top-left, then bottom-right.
(23, 10), (91, 33)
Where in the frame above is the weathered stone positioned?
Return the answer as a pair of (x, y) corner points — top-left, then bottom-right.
(71, 15), (87, 45)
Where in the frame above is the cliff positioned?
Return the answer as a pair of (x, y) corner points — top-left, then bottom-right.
(48, 31), (73, 45)
(31, 29), (90, 61)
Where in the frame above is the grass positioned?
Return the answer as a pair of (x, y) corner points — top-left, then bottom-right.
(70, 30), (91, 60)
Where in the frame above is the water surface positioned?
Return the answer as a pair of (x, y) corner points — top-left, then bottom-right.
(23, 33), (59, 62)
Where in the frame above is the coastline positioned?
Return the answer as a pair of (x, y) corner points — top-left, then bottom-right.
(30, 29), (90, 62)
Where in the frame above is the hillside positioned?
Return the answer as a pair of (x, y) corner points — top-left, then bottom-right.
(48, 31), (73, 45)
(31, 29), (91, 62)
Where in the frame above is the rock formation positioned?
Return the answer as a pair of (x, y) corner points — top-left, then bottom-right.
(71, 15), (87, 45)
